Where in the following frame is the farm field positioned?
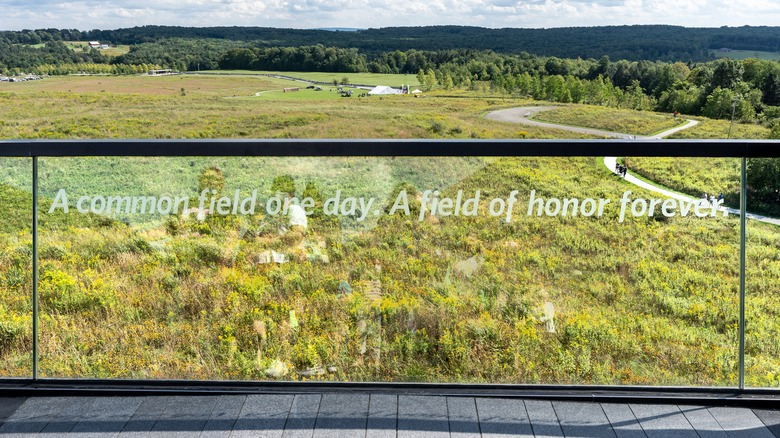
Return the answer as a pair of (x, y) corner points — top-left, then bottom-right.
(203, 70), (421, 88)
(710, 49), (780, 61)
(64, 41), (131, 57)
(0, 73), (779, 387)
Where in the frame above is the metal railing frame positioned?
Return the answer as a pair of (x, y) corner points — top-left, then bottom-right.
(1, 139), (778, 398)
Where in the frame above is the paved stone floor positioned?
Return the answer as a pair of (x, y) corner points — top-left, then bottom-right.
(0, 394), (779, 437)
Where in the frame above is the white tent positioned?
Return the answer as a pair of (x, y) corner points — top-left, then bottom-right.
(368, 85), (402, 95)
(411, 89), (423, 94)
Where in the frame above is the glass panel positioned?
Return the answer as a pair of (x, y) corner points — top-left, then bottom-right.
(745, 157), (780, 388)
(0, 157), (33, 377)
(611, 156), (740, 386)
(36, 155), (739, 385)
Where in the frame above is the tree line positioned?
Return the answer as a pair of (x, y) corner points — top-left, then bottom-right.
(216, 45), (780, 123)
(6, 25), (780, 62)
(0, 38), (107, 73)
(76, 25), (780, 62)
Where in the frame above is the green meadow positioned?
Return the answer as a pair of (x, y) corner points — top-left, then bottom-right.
(204, 70), (421, 88)
(710, 49), (780, 61)
(0, 73), (779, 387)
(531, 106), (684, 136)
(64, 41), (131, 57)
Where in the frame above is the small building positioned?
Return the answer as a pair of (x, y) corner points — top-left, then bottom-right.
(88, 41), (101, 49)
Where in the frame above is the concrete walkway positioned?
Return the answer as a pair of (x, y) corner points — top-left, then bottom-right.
(485, 106), (697, 140)
(1, 394), (780, 437)
(486, 105), (780, 226)
(605, 157), (780, 226)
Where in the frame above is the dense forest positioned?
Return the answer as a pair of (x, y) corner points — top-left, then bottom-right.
(76, 25), (780, 61)
(5, 25), (780, 64)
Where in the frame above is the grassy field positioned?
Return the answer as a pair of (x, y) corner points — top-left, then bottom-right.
(0, 74), (779, 387)
(531, 105), (684, 136)
(64, 41), (131, 57)
(710, 49), (780, 61)
(0, 155), (762, 385)
(208, 70), (421, 87)
(666, 118), (770, 139)
(0, 75), (596, 140)
(624, 157), (741, 205)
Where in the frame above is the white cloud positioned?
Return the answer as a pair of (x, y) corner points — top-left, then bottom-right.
(0, 0), (777, 30)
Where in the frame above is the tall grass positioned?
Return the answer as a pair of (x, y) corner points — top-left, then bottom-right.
(532, 105), (684, 136)
(0, 75), (778, 386)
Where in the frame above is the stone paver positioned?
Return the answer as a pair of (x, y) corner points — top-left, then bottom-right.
(475, 398), (533, 438)
(398, 395), (449, 438)
(554, 401), (616, 438)
(366, 394), (397, 438)
(311, 393), (368, 438)
(0, 394), (777, 438)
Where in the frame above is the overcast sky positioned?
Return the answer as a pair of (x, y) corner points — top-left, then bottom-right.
(2, 0), (778, 31)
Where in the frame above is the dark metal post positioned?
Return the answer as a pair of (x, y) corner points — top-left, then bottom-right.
(739, 157), (747, 391)
(728, 98), (738, 139)
(32, 156), (39, 380)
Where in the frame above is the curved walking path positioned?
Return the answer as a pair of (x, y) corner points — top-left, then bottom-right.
(485, 106), (698, 139)
(486, 106), (780, 225)
(604, 157), (780, 225)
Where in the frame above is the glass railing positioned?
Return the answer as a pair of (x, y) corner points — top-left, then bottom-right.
(0, 157), (32, 378)
(0, 140), (777, 389)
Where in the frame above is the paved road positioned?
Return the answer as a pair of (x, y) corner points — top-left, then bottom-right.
(485, 106), (698, 139)
(486, 106), (780, 226)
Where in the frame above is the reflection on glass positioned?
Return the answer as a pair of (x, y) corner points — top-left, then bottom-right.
(745, 157), (780, 388)
(0, 158), (33, 377)
(34, 156), (740, 385)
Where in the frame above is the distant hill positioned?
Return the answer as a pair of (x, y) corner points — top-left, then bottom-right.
(75, 24), (780, 62)
(314, 28), (364, 32)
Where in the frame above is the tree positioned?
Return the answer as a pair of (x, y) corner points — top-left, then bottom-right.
(565, 75), (585, 103)
(625, 80), (653, 111)
(710, 58), (743, 91)
(585, 75), (608, 105)
(658, 83), (703, 115)
(442, 74), (454, 90)
(417, 68), (436, 91)
(653, 62), (690, 98)
(702, 87), (736, 120)
(416, 69), (426, 89)
(702, 87), (755, 122)
(747, 158), (780, 210)
(762, 71), (780, 106)
(768, 120), (780, 140)
(543, 75), (565, 101)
